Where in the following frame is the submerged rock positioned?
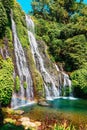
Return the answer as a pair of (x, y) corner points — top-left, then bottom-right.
(19, 117), (41, 129)
(38, 100), (50, 107)
(15, 110), (24, 115)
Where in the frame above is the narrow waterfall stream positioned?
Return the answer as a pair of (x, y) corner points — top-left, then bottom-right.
(11, 18), (34, 108)
(26, 15), (59, 99)
(55, 64), (72, 97)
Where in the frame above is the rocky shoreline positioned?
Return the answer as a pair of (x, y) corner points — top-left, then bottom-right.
(2, 108), (41, 130)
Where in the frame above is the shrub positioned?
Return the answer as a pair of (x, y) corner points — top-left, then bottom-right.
(71, 68), (87, 98)
(0, 57), (14, 106)
(15, 76), (20, 92)
(23, 82), (27, 89)
(54, 124), (75, 130)
(1, 123), (24, 130)
(13, 3), (29, 49)
(0, 2), (8, 36)
(1, 0), (14, 13)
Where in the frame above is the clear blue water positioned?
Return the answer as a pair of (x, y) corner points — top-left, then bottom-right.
(47, 98), (87, 113)
(18, 98), (87, 125)
(17, 0), (87, 13)
(19, 98), (87, 114)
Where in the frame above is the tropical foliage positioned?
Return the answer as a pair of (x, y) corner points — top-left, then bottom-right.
(0, 2), (8, 36)
(0, 58), (14, 106)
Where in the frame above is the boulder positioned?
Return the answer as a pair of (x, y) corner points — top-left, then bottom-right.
(38, 100), (50, 107)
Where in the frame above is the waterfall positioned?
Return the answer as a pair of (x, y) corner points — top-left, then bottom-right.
(26, 15), (59, 99)
(11, 17), (34, 108)
(55, 64), (72, 96)
(62, 72), (72, 96)
(0, 46), (9, 59)
(44, 83), (52, 100)
(55, 64), (60, 72)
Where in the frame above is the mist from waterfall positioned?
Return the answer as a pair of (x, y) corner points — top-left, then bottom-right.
(11, 17), (34, 108)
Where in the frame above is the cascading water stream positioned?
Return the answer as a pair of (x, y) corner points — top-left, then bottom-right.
(11, 17), (34, 108)
(26, 15), (59, 99)
(55, 64), (72, 97)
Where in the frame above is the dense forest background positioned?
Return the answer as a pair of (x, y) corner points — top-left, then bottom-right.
(0, 0), (87, 107)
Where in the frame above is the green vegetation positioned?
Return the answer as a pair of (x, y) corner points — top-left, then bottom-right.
(0, 57), (14, 106)
(15, 76), (20, 92)
(60, 35), (87, 71)
(0, 108), (4, 126)
(71, 68), (87, 98)
(23, 81), (27, 89)
(54, 124), (75, 130)
(13, 3), (29, 48)
(1, 0), (14, 13)
(31, 0), (87, 98)
(0, 2), (8, 37)
(1, 123), (24, 130)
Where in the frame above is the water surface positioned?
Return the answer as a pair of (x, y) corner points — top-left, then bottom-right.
(18, 98), (87, 126)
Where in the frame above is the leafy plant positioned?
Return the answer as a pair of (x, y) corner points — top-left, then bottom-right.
(13, 3), (29, 49)
(23, 82), (27, 89)
(70, 68), (87, 98)
(15, 76), (20, 92)
(0, 2), (8, 36)
(0, 58), (14, 106)
(1, 0), (14, 13)
(54, 124), (75, 130)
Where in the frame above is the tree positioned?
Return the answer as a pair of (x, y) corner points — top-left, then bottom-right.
(32, 0), (51, 13)
(0, 58), (14, 106)
(1, 0), (14, 13)
(71, 68), (87, 98)
(49, 0), (77, 22)
(59, 35), (87, 71)
(0, 2), (8, 37)
(32, 0), (78, 22)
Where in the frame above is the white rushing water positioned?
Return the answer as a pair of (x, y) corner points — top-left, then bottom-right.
(11, 17), (34, 108)
(0, 46), (9, 59)
(55, 64), (72, 96)
(26, 15), (59, 99)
